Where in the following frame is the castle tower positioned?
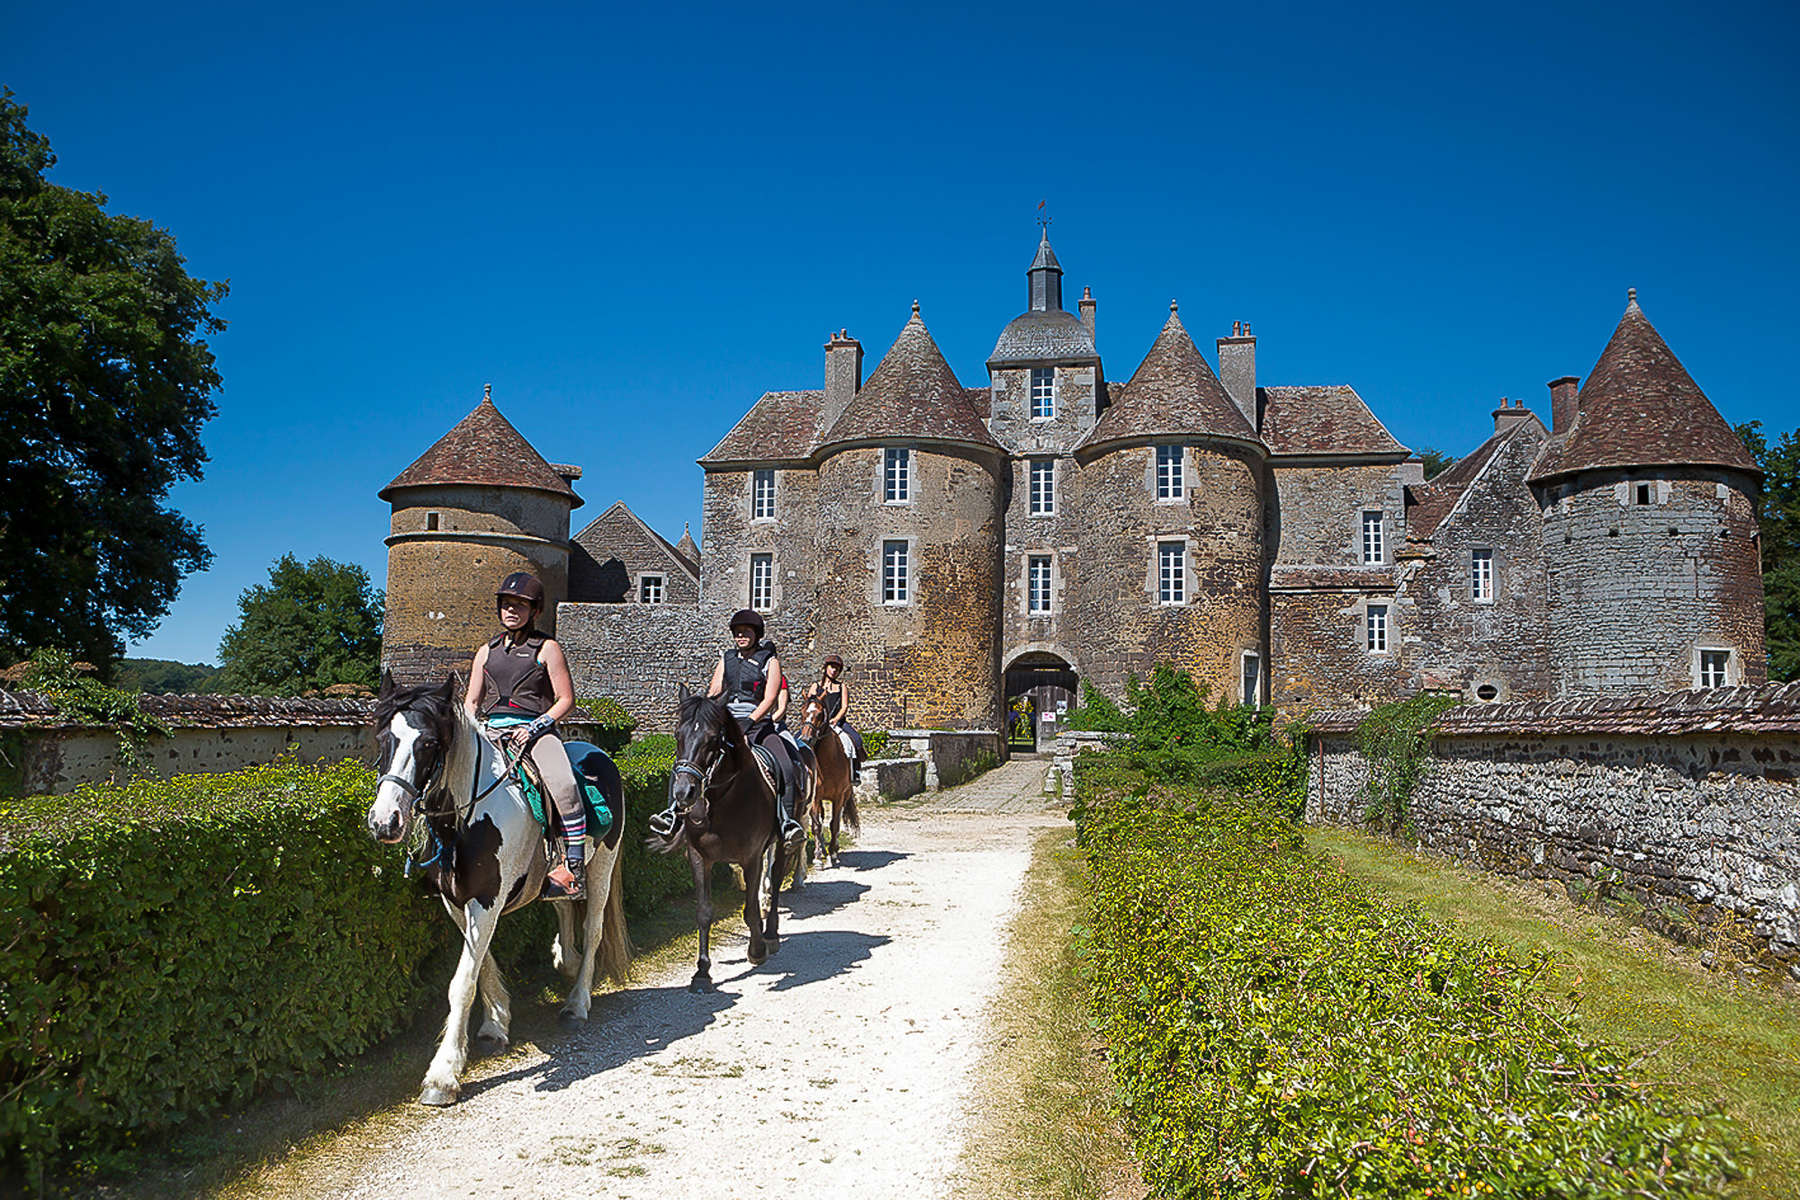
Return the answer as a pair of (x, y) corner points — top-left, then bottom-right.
(379, 390), (583, 685)
(1529, 293), (1764, 695)
(1071, 303), (1269, 702)
(813, 305), (1006, 729)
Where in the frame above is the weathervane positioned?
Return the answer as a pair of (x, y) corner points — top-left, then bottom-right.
(1037, 198), (1051, 235)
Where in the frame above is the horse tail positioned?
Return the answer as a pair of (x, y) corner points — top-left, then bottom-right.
(841, 780), (861, 834)
(597, 849), (632, 983)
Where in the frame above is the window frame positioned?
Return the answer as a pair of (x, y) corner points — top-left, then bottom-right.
(749, 553), (774, 613)
(1157, 540), (1187, 605)
(1361, 510), (1386, 565)
(1027, 554), (1053, 615)
(639, 573), (665, 605)
(882, 539), (910, 606)
(1028, 457), (1056, 516)
(1155, 444), (1185, 500)
(751, 469), (776, 521)
(1470, 548), (1495, 604)
(883, 447), (911, 505)
(1697, 647), (1731, 689)
(1241, 650), (1262, 707)
(1366, 603), (1390, 654)
(1029, 368), (1056, 421)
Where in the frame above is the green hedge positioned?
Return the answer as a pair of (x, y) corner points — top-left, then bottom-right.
(1, 748), (683, 1181)
(573, 695), (636, 755)
(862, 730), (890, 760)
(1074, 762), (1740, 1198)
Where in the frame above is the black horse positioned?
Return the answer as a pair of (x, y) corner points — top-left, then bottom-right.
(649, 687), (789, 992)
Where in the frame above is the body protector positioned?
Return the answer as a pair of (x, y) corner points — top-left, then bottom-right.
(721, 643), (776, 720)
(483, 631), (555, 718)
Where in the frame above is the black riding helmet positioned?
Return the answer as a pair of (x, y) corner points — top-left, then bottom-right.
(728, 608), (765, 637)
(496, 572), (546, 613)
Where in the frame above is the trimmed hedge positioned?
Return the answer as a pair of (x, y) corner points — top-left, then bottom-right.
(1, 748), (682, 1180)
(574, 695), (636, 755)
(1074, 759), (1740, 1198)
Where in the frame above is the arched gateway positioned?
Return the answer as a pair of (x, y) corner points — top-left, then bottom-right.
(1004, 649), (1078, 752)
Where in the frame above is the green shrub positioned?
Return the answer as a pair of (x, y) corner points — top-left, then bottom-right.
(1357, 692), (1460, 832)
(573, 695), (636, 755)
(1074, 774), (1740, 1198)
(618, 732), (675, 760)
(15, 648), (171, 780)
(863, 730), (891, 760)
(1063, 680), (1127, 732)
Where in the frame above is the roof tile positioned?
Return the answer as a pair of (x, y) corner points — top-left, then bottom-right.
(1260, 385), (1408, 457)
(381, 398), (581, 504)
(1078, 309), (1256, 451)
(821, 310), (999, 450)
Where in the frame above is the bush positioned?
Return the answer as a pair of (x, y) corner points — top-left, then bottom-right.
(1073, 773), (1740, 1198)
(574, 695), (636, 755)
(618, 732), (675, 760)
(862, 730), (891, 760)
(1357, 692), (1460, 833)
(1063, 680), (1127, 732)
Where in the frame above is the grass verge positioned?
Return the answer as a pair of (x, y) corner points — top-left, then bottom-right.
(1309, 824), (1800, 1200)
(953, 826), (1142, 1200)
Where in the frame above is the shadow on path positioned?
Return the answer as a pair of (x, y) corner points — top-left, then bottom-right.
(783, 877), (870, 920)
(735, 929), (892, 993)
(835, 849), (909, 872)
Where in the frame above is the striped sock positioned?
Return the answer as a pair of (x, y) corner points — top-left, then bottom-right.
(561, 807), (586, 868)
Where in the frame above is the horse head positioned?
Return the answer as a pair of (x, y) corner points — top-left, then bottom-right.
(368, 670), (460, 844)
(670, 684), (737, 833)
(796, 693), (829, 744)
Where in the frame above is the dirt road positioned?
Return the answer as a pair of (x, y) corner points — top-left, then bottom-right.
(238, 757), (1066, 1199)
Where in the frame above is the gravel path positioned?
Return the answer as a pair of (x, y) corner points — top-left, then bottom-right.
(247, 757), (1066, 1199)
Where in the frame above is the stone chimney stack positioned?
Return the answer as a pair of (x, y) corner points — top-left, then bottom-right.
(1492, 397), (1532, 436)
(1548, 376), (1579, 434)
(1217, 321), (1258, 432)
(822, 329), (863, 432)
(1078, 286), (1097, 340)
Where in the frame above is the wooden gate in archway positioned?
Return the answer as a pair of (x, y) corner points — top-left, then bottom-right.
(1004, 652), (1077, 752)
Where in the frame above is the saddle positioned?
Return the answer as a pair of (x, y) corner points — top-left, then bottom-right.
(837, 728), (857, 761)
(491, 732), (622, 849)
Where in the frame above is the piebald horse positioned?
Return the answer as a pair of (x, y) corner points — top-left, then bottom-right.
(796, 693), (860, 867)
(367, 673), (631, 1106)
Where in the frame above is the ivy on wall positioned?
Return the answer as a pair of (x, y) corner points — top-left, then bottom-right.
(1356, 692), (1461, 833)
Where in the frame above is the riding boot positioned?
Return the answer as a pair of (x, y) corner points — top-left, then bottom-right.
(543, 838), (586, 901)
(776, 767), (805, 850)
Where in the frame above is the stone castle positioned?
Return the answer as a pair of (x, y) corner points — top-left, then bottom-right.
(379, 233), (1765, 739)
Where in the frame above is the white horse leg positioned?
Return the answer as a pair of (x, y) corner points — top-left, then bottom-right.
(563, 839), (614, 1022)
(421, 898), (501, 1106)
(474, 952), (511, 1047)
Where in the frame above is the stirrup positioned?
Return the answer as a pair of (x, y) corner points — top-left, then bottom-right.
(542, 864), (585, 902)
(648, 806), (679, 838)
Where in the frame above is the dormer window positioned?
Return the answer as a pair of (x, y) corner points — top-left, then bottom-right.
(1029, 368), (1056, 420)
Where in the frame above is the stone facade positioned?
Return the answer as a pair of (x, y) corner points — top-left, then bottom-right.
(1305, 687), (1800, 965)
(570, 501), (699, 606)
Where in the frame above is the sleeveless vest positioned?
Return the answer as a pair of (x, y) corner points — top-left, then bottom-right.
(722, 643), (776, 708)
(482, 631), (555, 717)
(822, 683), (845, 720)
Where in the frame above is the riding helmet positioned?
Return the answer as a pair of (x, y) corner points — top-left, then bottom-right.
(823, 654), (844, 669)
(728, 608), (765, 636)
(496, 572), (547, 611)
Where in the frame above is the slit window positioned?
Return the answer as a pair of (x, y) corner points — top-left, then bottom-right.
(1156, 445), (1185, 499)
(1158, 541), (1186, 604)
(639, 574), (664, 604)
(1366, 603), (1389, 653)
(1029, 368), (1055, 420)
(1470, 548), (1494, 603)
(883, 448), (910, 503)
(425, 511), (440, 531)
(1029, 458), (1055, 515)
(752, 469), (776, 520)
(1699, 649), (1730, 688)
(882, 540), (909, 604)
(1028, 555), (1052, 614)
(1361, 511), (1385, 564)
(1241, 651), (1262, 706)
(749, 554), (773, 612)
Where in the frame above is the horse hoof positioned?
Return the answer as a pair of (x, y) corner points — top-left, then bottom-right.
(689, 975), (714, 994)
(766, 937), (781, 957)
(558, 1009), (586, 1028)
(419, 1085), (459, 1107)
(746, 945), (768, 966)
(474, 1030), (509, 1050)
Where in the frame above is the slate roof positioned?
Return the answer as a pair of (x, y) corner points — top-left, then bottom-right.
(1404, 423), (1524, 544)
(381, 397), (582, 505)
(988, 308), (1099, 368)
(821, 309), (1000, 450)
(674, 524), (700, 571)
(698, 390), (825, 466)
(572, 501), (700, 582)
(1530, 295), (1759, 483)
(1308, 682), (1800, 737)
(1260, 385), (1408, 458)
(1078, 307), (1257, 451)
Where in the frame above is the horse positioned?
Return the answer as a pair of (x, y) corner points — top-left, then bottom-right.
(366, 672), (631, 1106)
(796, 693), (860, 867)
(649, 686), (791, 993)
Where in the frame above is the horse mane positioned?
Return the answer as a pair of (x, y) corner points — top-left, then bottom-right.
(372, 678), (458, 732)
(677, 691), (741, 750)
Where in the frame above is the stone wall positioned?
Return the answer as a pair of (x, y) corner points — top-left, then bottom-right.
(569, 503), (699, 605)
(883, 729), (1005, 789)
(556, 602), (717, 731)
(1304, 686), (1800, 966)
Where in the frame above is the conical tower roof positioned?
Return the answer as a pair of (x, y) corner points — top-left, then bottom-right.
(675, 523), (700, 568)
(1531, 293), (1758, 483)
(380, 393), (582, 504)
(1078, 305), (1257, 452)
(820, 306), (999, 451)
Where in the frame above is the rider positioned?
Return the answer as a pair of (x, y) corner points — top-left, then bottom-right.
(709, 609), (805, 850)
(808, 655), (866, 770)
(463, 572), (588, 901)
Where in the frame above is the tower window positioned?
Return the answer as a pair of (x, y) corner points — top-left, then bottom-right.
(639, 574), (665, 604)
(884, 448), (911, 503)
(1698, 648), (1731, 688)
(1470, 548), (1494, 603)
(1028, 555), (1052, 614)
(1366, 603), (1389, 653)
(1029, 458), (1055, 515)
(425, 511), (440, 531)
(882, 540), (909, 604)
(1156, 445), (1185, 499)
(752, 469), (776, 520)
(1361, 511), (1385, 564)
(1029, 368), (1056, 420)
(749, 554), (773, 612)
(1241, 651), (1262, 706)
(1158, 541), (1186, 605)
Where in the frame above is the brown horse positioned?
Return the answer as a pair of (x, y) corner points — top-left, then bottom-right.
(650, 687), (791, 993)
(797, 693), (861, 867)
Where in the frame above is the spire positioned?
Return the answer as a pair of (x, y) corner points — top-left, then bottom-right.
(675, 522), (700, 567)
(1027, 226), (1063, 313)
(1078, 306), (1255, 451)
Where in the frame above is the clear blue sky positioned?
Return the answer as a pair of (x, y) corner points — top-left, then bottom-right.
(8, 0), (1798, 665)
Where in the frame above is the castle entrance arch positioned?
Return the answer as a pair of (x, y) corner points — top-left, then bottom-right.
(1004, 649), (1077, 753)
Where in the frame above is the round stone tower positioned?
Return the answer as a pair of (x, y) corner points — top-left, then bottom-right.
(813, 305), (1007, 730)
(1071, 303), (1269, 703)
(379, 388), (583, 685)
(1530, 292), (1765, 696)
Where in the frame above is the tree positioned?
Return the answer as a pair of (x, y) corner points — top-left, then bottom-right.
(112, 657), (221, 695)
(215, 556), (384, 696)
(1738, 421), (1800, 680)
(1416, 447), (1454, 480)
(0, 91), (227, 672)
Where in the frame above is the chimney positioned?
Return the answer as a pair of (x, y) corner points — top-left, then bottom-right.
(1078, 286), (1097, 340)
(1547, 376), (1579, 434)
(822, 329), (863, 432)
(1217, 321), (1257, 432)
(1492, 397), (1532, 436)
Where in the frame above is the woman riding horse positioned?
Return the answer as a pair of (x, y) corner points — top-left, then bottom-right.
(463, 571), (588, 899)
(807, 655), (865, 770)
(650, 608), (805, 849)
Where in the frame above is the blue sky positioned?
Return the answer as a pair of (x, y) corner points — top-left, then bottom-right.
(7, 0), (1798, 665)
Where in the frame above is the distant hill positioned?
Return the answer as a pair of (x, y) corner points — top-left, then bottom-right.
(113, 658), (223, 695)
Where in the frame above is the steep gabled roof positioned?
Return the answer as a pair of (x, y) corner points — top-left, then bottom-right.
(698, 390), (825, 466)
(1260, 385), (1408, 458)
(1077, 307), (1256, 452)
(1530, 294), (1758, 483)
(572, 500), (700, 582)
(820, 308), (1000, 451)
(1402, 419), (1544, 544)
(380, 396), (581, 505)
